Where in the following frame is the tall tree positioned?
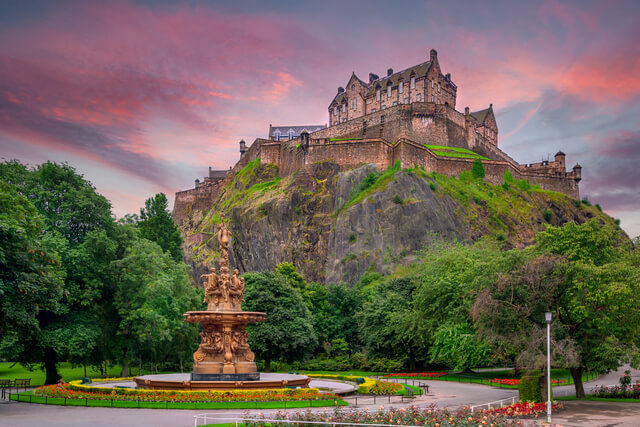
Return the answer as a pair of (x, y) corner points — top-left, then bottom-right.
(242, 271), (317, 371)
(137, 193), (183, 262)
(0, 181), (65, 382)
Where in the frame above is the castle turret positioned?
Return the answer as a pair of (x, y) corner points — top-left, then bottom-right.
(430, 49), (438, 62)
(554, 150), (566, 168)
(239, 139), (247, 158)
(572, 163), (582, 182)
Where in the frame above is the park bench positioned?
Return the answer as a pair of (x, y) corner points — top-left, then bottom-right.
(418, 382), (430, 394)
(13, 378), (31, 392)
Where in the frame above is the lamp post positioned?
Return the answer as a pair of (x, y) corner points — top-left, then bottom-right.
(545, 311), (552, 425)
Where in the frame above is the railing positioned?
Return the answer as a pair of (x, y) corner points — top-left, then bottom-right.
(194, 416), (423, 427)
(470, 396), (517, 413)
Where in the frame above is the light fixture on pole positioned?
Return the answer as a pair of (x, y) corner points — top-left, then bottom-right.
(545, 311), (552, 425)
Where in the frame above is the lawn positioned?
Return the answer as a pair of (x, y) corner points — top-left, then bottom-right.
(0, 362), (159, 386)
(10, 390), (347, 409)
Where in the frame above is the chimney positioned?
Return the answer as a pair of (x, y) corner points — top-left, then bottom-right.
(208, 166), (212, 178)
(239, 139), (248, 158)
(445, 73), (451, 80)
(465, 106), (470, 117)
(387, 68), (393, 76)
(430, 49), (437, 61)
(337, 86), (344, 93)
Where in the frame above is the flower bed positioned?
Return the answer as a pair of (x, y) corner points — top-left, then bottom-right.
(383, 372), (448, 379)
(592, 384), (640, 399)
(36, 383), (338, 402)
(306, 374), (402, 395)
(488, 401), (563, 417)
(249, 405), (527, 426)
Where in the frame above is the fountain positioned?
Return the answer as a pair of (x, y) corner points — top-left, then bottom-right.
(134, 214), (310, 390)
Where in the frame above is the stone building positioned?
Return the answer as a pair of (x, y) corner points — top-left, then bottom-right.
(176, 49), (582, 214)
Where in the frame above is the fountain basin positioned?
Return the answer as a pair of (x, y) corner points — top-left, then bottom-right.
(133, 373), (310, 390)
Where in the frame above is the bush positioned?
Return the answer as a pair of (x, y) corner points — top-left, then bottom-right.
(518, 372), (542, 402)
(542, 209), (553, 222)
(515, 179), (531, 191)
(472, 159), (485, 179)
(582, 196), (591, 206)
(595, 203), (602, 212)
(429, 182), (436, 191)
(614, 218), (621, 226)
(392, 195), (403, 204)
(503, 170), (514, 185)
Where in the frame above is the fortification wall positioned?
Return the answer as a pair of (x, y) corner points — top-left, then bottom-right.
(173, 180), (226, 228)
(306, 139), (393, 171)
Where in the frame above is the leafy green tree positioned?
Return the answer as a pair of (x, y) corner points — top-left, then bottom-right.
(137, 193), (183, 262)
(0, 181), (65, 383)
(113, 238), (199, 376)
(242, 271), (317, 371)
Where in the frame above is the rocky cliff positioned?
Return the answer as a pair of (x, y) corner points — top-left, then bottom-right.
(174, 159), (611, 285)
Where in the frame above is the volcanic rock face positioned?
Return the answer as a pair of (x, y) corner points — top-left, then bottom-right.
(174, 160), (604, 285)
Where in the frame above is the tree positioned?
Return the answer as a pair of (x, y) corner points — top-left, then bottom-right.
(242, 271), (317, 371)
(472, 159), (485, 179)
(0, 181), (65, 383)
(137, 193), (183, 262)
(473, 220), (640, 398)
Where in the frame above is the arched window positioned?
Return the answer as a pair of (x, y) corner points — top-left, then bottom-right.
(288, 129), (294, 139)
(274, 130), (281, 141)
(417, 93), (422, 102)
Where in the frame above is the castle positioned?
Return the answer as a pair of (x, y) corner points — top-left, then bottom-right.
(175, 50), (582, 222)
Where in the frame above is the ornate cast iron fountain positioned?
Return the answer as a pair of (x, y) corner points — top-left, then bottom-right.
(184, 214), (266, 381)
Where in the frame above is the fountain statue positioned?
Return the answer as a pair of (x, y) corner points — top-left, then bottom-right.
(133, 213), (309, 390)
(184, 213), (265, 381)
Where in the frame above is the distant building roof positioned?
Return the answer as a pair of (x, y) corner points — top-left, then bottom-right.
(270, 125), (326, 140)
(470, 107), (491, 123)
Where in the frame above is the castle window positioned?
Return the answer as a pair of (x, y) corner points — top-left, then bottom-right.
(334, 106), (338, 116)
(382, 105), (387, 109)
(417, 93), (422, 101)
(342, 118), (347, 123)
(438, 83), (441, 93)
(404, 98), (409, 104)
(376, 89), (381, 101)
(334, 121), (338, 126)
(387, 86), (392, 97)
(393, 101), (398, 106)
(410, 77), (415, 89)
(372, 108), (376, 112)
(399, 81), (404, 93)
(431, 95), (434, 102)
(342, 104), (346, 113)
(288, 129), (294, 139)
(274, 130), (281, 141)
(431, 79), (434, 88)
(351, 85), (355, 90)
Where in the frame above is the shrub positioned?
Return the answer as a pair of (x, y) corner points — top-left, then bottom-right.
(515, 179), (531, 191)
(574, 199), (581, 208)
(349, 233), (356, 243)
(459, 170), (473, 182)
(614, 218), (621, 226)
(542, 209), (553, 222)
(582, 196), (591, 206)
(471, 158), (485, 179)
(503, 170), (514, 185)
(595, 203), (602, 212)
(518, 371), (542, 402)
(392, 195), (403, 204)
(429, 182), (436, 191)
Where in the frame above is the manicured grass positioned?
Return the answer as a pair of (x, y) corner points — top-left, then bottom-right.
(300, 370), (385, 377)
(401, 384), (423, 396)
(423, 144), (490, 160)
(0, 362), (158, 386)
(10, 390), (347, 409)
(557, 395), (640, 403)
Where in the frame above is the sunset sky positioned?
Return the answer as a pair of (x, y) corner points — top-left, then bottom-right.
(1, 0), (639, 237)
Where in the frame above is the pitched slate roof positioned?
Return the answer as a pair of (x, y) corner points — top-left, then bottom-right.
(270, 125), (326, 138)
(366, 61), (433, 96)
(470, 107), (491, 123)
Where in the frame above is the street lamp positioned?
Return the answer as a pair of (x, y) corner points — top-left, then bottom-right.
(545, 311), (552, 425)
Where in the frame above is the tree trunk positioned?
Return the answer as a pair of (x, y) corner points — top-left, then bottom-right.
(462, 367), (475, 374)
(44, 347), (60, 384)
(514, 366), (522, 378)
(180, 358), (183, 374)
(265, 358), (271, 372)
(570, 367), (586, 398)
(120, 347), (129, 377)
